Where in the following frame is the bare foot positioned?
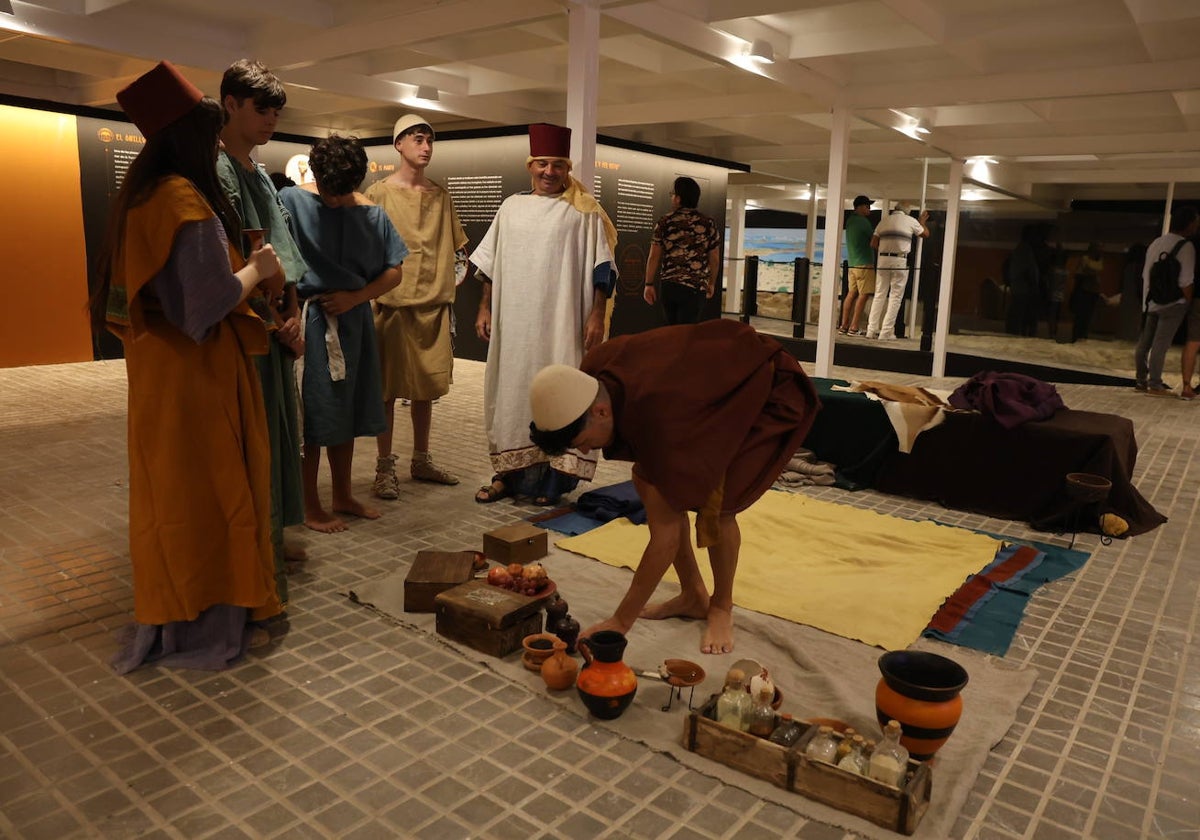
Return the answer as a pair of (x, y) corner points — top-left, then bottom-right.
(700, 605), (735, 655)
(640, 592), (709, 621)
(304, 510), (347, 533)
(580, 616), (633, 640)
(332, 498), (381, 520)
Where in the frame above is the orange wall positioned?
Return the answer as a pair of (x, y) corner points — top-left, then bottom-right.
(0, 106), (92, 368)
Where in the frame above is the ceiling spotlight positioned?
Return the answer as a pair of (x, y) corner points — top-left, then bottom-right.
(415, 85), (440, 102)
(745, 39), (775, 65)
(913, 125), (930, 135)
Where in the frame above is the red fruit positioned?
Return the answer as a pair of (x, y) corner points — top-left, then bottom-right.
(507, 563), (524, 578)
(486, 567), (512, 587)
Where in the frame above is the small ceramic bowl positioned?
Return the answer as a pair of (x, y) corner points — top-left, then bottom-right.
(522, 633), (563, 671)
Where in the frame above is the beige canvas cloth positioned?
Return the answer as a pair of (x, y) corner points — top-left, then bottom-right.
(347, 511), (1034, 840)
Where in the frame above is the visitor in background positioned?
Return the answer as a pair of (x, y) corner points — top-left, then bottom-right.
(837, 195), (876, 336)
(643, 176), (721, 325)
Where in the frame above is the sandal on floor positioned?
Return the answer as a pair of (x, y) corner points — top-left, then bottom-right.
(475, 478), (512, 504)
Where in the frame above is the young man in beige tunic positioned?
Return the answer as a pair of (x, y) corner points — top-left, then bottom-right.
(364, 114), (468, 498)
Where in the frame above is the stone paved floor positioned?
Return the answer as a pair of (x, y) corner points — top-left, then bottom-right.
(1, 349), (1197, 839)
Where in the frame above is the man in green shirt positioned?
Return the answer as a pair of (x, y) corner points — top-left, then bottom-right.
(838, 195), (877, 336)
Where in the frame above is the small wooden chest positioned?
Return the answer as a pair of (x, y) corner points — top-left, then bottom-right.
(434, 579), (552, 657)
(684, 697), (931, 835)
(403, 550), (478, 613)
(482, 522), (548, 565)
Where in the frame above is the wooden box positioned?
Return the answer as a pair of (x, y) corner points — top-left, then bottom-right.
(404, 550), (478, 613)
(434, 579), (552, 657)
(684, 698), (931, 835)
(482, 522), (548, 565)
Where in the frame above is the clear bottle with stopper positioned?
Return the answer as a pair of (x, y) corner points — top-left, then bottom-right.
(834, 727), (858, 763)
(804, 725), (839, 762)
(868, 720), (910, 787)
(836, 734), (868, 774)
(716, 668), (752, 731)
(747, 685), (776, 737)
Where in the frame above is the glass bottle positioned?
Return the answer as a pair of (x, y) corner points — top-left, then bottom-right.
(716, 669), (752, 731)
(834, 727), (858, 763)
(769, 713), (803, 747)
(747, 686), (776, 737)
(836, 734), (867, 775)
(868, 720), (910, 787)
(804, 725), (839, 762)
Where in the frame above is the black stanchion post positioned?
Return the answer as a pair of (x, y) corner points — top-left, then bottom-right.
(741, 256), (759, 324)
(791, 257), (810, 338)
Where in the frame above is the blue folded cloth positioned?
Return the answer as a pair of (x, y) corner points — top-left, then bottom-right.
(576, 480), (646, 525)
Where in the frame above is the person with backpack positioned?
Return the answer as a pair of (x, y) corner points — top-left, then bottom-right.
(1134, 205), (1198, 396)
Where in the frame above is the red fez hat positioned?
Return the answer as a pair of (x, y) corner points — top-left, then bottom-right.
(528, 123), (572, 159)
(116, 60), (204, 138)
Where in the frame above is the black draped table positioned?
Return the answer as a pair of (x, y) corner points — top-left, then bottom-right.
(802, 378), (1166, 538)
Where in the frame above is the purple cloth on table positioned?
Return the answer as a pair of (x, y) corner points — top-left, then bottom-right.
(148, 218), (243, 343)
(110, 603), (252, 674)
(948, 371), (1065, 429)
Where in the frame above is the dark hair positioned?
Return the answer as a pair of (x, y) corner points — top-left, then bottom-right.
(673, 176), (701, 209)
(309, 134), (367, 196)
(529, 413), (588, 457)
(269, 171), (295, 191)
(90, 98), (238, 332)
(398, 123), (433, 141)
(220, 59), (286, 110)
(1169, 205), (1198, 234)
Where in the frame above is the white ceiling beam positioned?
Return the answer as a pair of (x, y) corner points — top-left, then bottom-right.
(4, 2), (246, 69)
(605, 1), (840, 103)
(598, 91), (820, 126)
(734, 139), (933, 161)
(847, 57), (1200, 109)
(281, 65), (538, 125)
(950, 131), (1200, 159)
(256, 0), (561, 70)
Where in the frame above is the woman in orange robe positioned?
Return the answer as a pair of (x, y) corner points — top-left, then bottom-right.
(92, 61), (285, 672)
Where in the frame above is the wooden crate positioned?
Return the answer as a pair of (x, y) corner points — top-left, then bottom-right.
(683, 698), (932, 835)
(482, 522), (548, 565)
(433, 579), (552, 657)
(403, 550), (477, 613)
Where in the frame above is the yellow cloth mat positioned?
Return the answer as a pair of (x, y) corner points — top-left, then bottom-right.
(556, 490), (1002, 650)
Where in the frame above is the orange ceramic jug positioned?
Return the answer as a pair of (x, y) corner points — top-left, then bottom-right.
(576, 630), (637, 719)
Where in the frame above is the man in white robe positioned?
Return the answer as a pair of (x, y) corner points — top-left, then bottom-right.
(471, 122), (617, 506)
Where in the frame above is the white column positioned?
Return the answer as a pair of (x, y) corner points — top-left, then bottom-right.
(932, 160), (964, 378)
(728, 189), (747, 311)
(815, 106), (851, 377)
(805, 184), (818, 324)
(1163, 181), (1176, 236)
(908, 157), (930, 338)
(566, 1), (600, 191)
(805, 183), (818, 261)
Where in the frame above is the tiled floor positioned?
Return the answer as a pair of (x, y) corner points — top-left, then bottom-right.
(1, 349), (1198, 839)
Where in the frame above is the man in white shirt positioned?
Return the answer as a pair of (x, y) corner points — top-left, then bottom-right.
(1135, 205), (1198, 396)
(865, 203), (929, 340)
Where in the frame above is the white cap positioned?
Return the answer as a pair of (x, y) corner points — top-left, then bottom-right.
(392, 113), (434, 144)
(529, 365), (599, 432)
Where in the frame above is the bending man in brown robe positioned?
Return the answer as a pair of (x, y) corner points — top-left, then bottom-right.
(529, 319), (821, 654)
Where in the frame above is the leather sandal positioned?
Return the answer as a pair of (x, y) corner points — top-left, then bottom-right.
(475, 477), (512, 504)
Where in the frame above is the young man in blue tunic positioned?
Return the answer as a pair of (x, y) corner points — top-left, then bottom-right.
(279, 135), (408, 533)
